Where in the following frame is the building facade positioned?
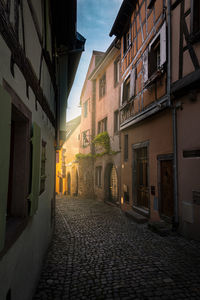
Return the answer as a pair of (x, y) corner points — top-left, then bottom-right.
(171, 0), (200, 240)
(89, 41), (121, 204)
(110, 0), (173, 222)
(110, 0), (200, 240)
(0, 1), (85, 299)
(56, 116), (81, 196)
(78, 51), (104, 198)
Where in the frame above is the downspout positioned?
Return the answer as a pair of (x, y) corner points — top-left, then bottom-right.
(167, 0), (179, 228)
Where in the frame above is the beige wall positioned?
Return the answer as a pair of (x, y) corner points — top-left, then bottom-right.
(177, 94), (200, 240)
(121, 110), (173, 220)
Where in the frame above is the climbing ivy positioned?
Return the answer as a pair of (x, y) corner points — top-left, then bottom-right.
(92, 131), (110, 153)
(75, 131), (119, 160)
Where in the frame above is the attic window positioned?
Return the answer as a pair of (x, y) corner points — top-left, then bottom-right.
(123, 27), (131, 55)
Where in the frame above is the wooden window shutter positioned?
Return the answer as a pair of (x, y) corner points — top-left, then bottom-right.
(160, 22), (166, 66)
(0, 86), (11, 251)
(143, 49), (148, 83)
(29, 122), (41, 216)
(130, 68), (136, 98)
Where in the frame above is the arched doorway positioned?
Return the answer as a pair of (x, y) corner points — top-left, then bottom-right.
(109, 165), (118, 202)
(105, 163), (118, 203)
(67, 173), (71, 195)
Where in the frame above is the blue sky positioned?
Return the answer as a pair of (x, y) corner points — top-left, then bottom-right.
(66, 0), (123, 121)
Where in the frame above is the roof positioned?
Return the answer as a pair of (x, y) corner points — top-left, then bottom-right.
(66, 115), (81, 141)
(88, 38), (120, 80)
(109, 0), (136, 38)
(80, 51), (105, 101)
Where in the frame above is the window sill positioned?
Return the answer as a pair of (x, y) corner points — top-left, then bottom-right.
(144, 67), (165, 89)
(0, 217), (29, 259)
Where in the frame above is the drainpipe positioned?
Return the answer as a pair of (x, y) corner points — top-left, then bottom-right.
(167, 0), (179, 228)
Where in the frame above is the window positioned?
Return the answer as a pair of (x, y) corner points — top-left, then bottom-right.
(82, 130), (90, 147)
(114, 58), (120, 86)
(114, 110), (119, 133)
(123, 27), (131, 55)
(40, 141), (46, 194)
(83, 100), (88, 118)
(122, 76), (130, 103)
(191, 0), (200, 34)
(148, 37), (160, 77)
(99, 73), (106, 98)
(121, 68), (136, 104)
(143, 22), (166, 83)
(124, 134), (128, 161)
(98, 117), (107, 134)
(95, 166), (102, 187)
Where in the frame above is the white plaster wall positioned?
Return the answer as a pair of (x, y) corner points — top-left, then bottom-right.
(0, 2), (56, 299)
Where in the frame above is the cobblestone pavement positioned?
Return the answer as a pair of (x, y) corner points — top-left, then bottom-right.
(33, 197), (200, 299)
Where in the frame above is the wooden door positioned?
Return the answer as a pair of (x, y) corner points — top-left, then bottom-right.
(109, 166), (118, 202)
(160, 160), (174, 217)
(136, 147), (149, 209)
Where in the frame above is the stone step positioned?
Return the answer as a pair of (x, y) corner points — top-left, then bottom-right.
(148, 221), (172, 236)
(125, 210), (148, 224)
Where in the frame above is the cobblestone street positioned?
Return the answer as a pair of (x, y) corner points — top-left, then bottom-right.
(33, 197), (200, 299)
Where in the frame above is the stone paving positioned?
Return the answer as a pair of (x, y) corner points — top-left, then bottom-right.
(33, 197), (200, 299)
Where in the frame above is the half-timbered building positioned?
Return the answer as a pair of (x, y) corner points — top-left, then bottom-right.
(0, 0), (85, 298)
(171, 0), (200, 240)
(110, 0), (174, 223)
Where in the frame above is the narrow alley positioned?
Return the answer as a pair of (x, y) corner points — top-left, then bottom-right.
(34, 197), (200, 300)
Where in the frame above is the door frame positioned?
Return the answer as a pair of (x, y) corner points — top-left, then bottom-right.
(157, 153), (173, 220)
(132, 141), (150, 211)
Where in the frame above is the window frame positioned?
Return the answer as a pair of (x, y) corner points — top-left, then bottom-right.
(123, 26), (132, 56)
(82, 129), (90, 148)
(98, 117), (107, 134)
(40, 140), (47, 195)
(114, 110), (119, 134)
(114, 57), (120, 87)
(99, 73), (106, 99)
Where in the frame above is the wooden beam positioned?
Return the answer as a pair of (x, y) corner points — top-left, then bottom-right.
(172, 69), (200, 95)
(0, 0), (56, 127)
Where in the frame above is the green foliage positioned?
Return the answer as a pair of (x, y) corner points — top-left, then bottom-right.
(75, 153), (93, 160)
(75, 132), (119, 160)
(92, 131), (110, 152)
